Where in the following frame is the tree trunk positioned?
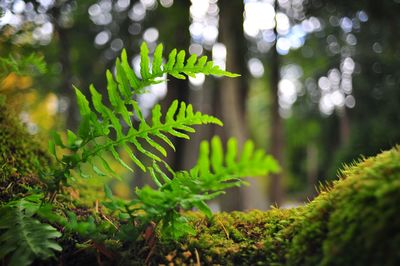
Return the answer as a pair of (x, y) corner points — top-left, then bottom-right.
(218, 0), (267, 211)
(268, 1), (285, 206)
(159, 0), (191, 172)
(50, 4), (76, 131)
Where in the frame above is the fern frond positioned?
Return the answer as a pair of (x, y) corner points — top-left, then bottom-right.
(48, 42), (236, 183)
(145, 136), (280, 194)
(0, 197), (61, 266)
(48, 41), (237, 182)
(0, 53), (47, 78)
(129, 136), (279, 239)
(116, 42), (240, 94)
(52, 83), (222, 179)
(194, 136), (281, 181)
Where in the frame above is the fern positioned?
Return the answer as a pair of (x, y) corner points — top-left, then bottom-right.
(0, 53), (47, 79)
(44, 42), (278, 242)
(47, 43), (227, 191)
(119, 42), (239, 94)
(0, 195), (61, 266)
(105, 136), (280, 240)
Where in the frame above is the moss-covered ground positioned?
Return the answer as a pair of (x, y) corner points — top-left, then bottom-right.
(1, 106), (400, 265)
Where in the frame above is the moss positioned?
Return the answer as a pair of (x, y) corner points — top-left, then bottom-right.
(0, 106), (52, 201)
(143, 147), (400, 265)
(1, 103), (400, 265)
(285, 146), (400, 266)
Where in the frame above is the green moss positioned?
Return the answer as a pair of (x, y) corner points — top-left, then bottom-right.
(1, 101), (399, 265)
(144, 146), (400, 265)
(285, 146), (400, 266)
(0, 106), (52, 201)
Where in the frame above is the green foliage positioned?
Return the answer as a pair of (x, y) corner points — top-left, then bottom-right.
(43, 42), (278, 242)
(0, 195), (61, 266)
(129, 43), (239, 93)
(0, 41), (277, 264)
(0, 53), (47, 79)
(47, 42), (229, 190)
(104, 136), (279, 240)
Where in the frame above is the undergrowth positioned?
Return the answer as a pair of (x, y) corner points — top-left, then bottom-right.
(0, 43), (279, 265)
(1, 44), (399, 266)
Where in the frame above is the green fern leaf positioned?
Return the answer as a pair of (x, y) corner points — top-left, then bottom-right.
(140, 42), (150, 79)
(74, 86), (91, 117)
(115, 58), (132, 100)
(120, 49), (140, 92)
(166, 48), (177, 71)
(152, 43), (164, 74)
(106, 70), (121, 108)
(0, 198), (61, 266)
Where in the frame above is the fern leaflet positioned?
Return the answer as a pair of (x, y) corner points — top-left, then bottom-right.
(0, 196), (61, 266)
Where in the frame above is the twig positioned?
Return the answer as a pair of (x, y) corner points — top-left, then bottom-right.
(195, 248), (201, 266)
(216, 217), (229, 239)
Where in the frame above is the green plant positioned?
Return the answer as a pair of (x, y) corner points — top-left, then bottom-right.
(0, 53), (47, 79)
(104, 136), (279, 240)
(42, 42), (278, 241)
(0, 195), (61, 266)
(44, 42), (234, 195)
(0, 42), (278, 265)
(42, 42), (278, 240)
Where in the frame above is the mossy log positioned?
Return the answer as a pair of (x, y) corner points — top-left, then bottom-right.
(1, 106), (400, 265)
(0, 107), (52, 202)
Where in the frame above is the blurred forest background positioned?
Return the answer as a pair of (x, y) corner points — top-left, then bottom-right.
(1, 0), (400, 211)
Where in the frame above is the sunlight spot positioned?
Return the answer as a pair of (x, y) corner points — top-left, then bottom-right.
(140, 0), (157, 10)
(330, 90), (345, 107)
(318, 76), (330, 91)
(248, 58), (264, 78)
(276, 12), (290, 35)
(12, 0), (26, 14)
(189, 73), (205, 87)
(276, 37), (290, 55)
(160, 0), (174, 8)
(115, 0), (130, 12)
(95, 30), (111, 46)
(189, 43), (203, 55)
(372, 42), (383, 54)
(340, 17), (352, 32)
(357, 10), (368, 22)
(203, 25), (219, 45)
(129, 3), (146, 21)
(110, 38), (124, 51)
(212, 42), (226, 70)
(143, 27), (159, 43)
(345, 95), (356, 108)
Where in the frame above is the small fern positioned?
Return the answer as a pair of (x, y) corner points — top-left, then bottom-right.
(0, 53), (47, 79)
(0, 195), (61, 266)
(43, 42), (278, 243)
(104, 136), (279, 240)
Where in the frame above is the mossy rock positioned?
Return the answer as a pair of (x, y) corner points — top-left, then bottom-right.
(142, 147), (400, 265)
(0, 106), (52, 201)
